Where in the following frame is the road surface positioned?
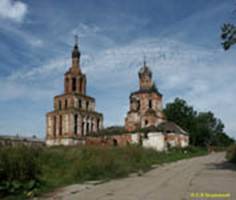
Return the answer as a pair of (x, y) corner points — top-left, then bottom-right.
(41, 153), (236, 200)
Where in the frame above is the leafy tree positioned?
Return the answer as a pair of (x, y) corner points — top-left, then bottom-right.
(164, 98), (234, 147)
(212, 132), (235, 147)
(164, 98), (197, 132)
(221, 23), (236, 50)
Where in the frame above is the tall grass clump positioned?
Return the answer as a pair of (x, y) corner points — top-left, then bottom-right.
(0, 145), (42, 198)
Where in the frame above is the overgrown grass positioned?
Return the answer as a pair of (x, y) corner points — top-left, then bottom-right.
(0, 145), (207, 199)
(226, 144), (236, 163)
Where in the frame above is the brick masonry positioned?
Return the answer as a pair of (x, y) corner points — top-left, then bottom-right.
(125, 62), (165, 131)
(46, 40), (103, 146)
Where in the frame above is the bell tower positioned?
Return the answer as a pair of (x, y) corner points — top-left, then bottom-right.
(138, 60), (153, 90)
(125, 60), (165, 132)
(64, 35), (86, 95)
(46, 36), (103, 146)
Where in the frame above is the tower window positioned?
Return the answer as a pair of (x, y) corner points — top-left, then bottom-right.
(59, 115), (63, 136)
(86, 101), (89, 110)
(72, 77), (77, 92)
(65, 99), (68, 109)
(91, 123), (94, 133)
(74, 114), (78, 135)
(80, 78), (83, 93)
(149, 100), (152, 109)
(137, 100), (140, 111)
(86, 122), (90, 134)
(145, 120), (148, 126)
(97, 119), (100, 131)
(53, 116), (57, 136)
(82, 122), (85, 136)
(79, 99), (82, 108)
(58, 100), (62, 110)
(65, 78), (69, 92)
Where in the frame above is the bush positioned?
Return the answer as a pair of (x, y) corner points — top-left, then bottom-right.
(226, 144), (236, 163)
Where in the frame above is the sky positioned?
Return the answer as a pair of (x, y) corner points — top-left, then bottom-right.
(0, 0), (235, 139)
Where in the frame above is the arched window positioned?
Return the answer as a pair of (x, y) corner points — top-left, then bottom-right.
(86, 101), (89, 110)
(113, 139), (118, 146)
(86, 122), (90, 134)
(97, 119), (100, 131)
(79, 99), (82, 108)
(58, 100), (62, 110)
(65, 99), (68, 109)
(80, 78), (83, 93)
(149, 99), (152, 109)
(137, 100), (140, 111)
(91, 123), (94, 133)
(145, 120), (148, 126)
(74, 114), (78, 135)
(53, 116), (57, 136)
(59, 115), (63, 136)
(65, 77), (69, 92)
(72, 77), (77, 92)
(82, 122), (85, 136)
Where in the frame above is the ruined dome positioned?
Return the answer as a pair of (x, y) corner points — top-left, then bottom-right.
(72, 45), (81, 58)
(138, 65), (152, 78)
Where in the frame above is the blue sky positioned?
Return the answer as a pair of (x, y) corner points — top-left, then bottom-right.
(0, 0), (236, 139)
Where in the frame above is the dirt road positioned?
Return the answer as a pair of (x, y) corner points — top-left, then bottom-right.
(42, 153), (236, 200)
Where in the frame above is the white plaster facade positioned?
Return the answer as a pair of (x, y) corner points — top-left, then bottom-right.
(142, 132), (166, 151)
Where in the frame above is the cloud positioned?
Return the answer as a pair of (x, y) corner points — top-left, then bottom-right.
(0, 0), (28, 23)
(71, 23), (101, 38)
(1, 36), (235, 138)
(0, 0), (43, 48)
(0, 22), (44, 47)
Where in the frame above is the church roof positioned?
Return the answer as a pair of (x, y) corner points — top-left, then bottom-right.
(72, 44), (80, 58)
(138, 65), (152, 78)
(157, 121), (188, 135)
(130, 84), (162, 97)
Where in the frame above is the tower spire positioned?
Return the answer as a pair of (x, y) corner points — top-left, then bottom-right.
(71, 35), (81, 69)
(74, 35), (78, 47)
(143, 54), (147, 67)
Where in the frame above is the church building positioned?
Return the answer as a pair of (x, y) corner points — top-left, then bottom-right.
(46, 37), (103, 146)
(125, 61), (165, 131)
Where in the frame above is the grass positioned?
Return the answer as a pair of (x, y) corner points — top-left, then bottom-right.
(0, 145), (207, 199)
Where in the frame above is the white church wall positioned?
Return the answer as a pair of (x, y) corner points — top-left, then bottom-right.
(142, 132), (166, 151)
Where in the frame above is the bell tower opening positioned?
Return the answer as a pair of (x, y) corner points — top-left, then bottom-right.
(72, 77), (77, 92)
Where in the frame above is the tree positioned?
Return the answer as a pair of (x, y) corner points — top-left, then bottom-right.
(164, 98), (234, 147)
(192, 112), (222, 146)
(164, 98), (197, 132)
(221, 23), (236, 50)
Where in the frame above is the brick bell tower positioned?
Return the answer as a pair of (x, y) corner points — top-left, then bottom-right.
(125, 60), (165, 132)
(46, 36), (103, 146)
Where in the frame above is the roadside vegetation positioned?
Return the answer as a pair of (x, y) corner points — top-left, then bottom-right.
(0, 145), (207, 199)
(226, 144), (236, 164)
